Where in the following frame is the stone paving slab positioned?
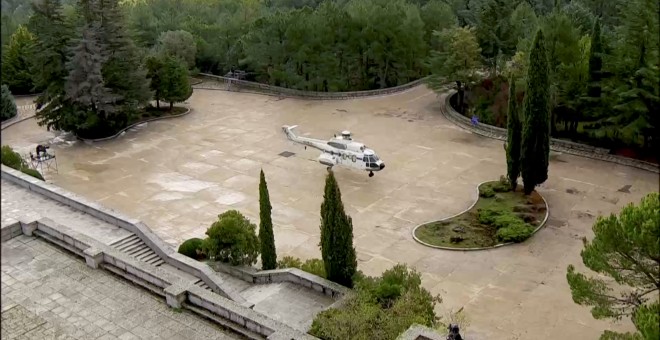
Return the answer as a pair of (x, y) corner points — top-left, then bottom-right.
(1, 235), (243, 340)
(1, 179), (131, 245)
(2, 86), (658, 339)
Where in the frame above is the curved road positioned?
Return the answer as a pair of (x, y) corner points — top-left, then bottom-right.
(2, 84), (658, 339)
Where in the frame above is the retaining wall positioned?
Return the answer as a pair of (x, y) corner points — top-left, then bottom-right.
(195, 73), (429, 99)
(442, 91), (659, 173)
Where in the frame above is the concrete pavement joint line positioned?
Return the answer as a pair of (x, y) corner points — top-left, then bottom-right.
(1, 218), (315, 339)
(411, 181), (550, 251)
(441, 90), (659, 174)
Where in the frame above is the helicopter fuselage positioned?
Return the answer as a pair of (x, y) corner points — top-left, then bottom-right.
(282, 125), (385, 175)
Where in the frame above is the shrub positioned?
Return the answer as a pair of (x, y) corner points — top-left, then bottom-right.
(277, 256), (326, 278)
(20, 168), (44, 181)
(476, 208), (500, 225)
(496, 223), (533, 243)
(309, 264), (441, 340)
(1, 85), (17, 121)
(478, 187), (495, 198)
(1, 145), (25, 170)
(202, 210), (260, 266)
(178, 238), (204, 260)
(492, 213), (527, 230)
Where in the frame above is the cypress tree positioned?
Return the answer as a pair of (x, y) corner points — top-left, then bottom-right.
(506, 79), (521, 191)
(1, 85), (18, 121)
(587, 18), (602, 99)
(319, 171), (357, 288)
(521, 29), (550, 195)
(259, 169), (277, 270)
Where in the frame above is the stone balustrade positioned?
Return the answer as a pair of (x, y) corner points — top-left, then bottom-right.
(442, 91), (659, 174)
(195, 73), (429, 99)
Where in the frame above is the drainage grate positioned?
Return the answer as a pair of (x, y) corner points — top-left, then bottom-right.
(278, 151), (295, 158)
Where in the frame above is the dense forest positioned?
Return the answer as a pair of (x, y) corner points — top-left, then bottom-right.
(1, 0), (658, 157)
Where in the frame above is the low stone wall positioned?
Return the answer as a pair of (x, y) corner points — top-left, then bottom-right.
(210, 262), (349, 299)
(442, 91), (659, 174)
(196, 73), (429, 100)
(1, 219), (23, 242)
(396, 324), (444, 340)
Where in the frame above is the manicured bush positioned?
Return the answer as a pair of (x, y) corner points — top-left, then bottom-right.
(277, 256), (303, 269)
(20, 168), (44, 181)
(202, 210), (260, 266)
(496, 223), (533, 243)
(478, 186), (495, 198)
(476, 207), (500, 224)
(1, 145), (25, 170)
(178, 238), (204, 260)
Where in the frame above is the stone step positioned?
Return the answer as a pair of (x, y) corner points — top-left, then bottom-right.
(128, 245), (152, 258)
(194, 279), (212, 291)
(110, 234), (138, 247)
(141, 253), (160, 263)
(136, 250), (157, 261)
(115, 237), (142, 251)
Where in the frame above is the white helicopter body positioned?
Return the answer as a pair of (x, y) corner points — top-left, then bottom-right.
(281, 125), (385, 177)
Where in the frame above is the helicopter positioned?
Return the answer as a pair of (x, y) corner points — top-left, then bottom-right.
(281, 125), (385, 177)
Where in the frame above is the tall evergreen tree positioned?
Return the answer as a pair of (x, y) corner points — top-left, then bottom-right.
(506, 79), (521, 191)
(27, 0), (74, 132)
(1, 25), (36, 95)
(259, 169), (277, 270)
(319, 171), (357, 288)
(586, 19), (602, 101)
(96, 0), (151, 115)
(1, 85), (18, 121)
(521, 29), (551, 195)
(160, 56), (192, 110)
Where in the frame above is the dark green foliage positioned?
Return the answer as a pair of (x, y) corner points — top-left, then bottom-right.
(28, 0), (75, 132)
(1, 145), (45, 181)
(478, 187), (495, 198)
(202, 210), (260, 266)
(566, 193), (659, 339)
(1, 25), (36, 94)
(159, 56), (192, 110)
(277, 256), (326, 278)
(495, 222), (533, 242)
(319, 171), (357, 288)
(309, 264), (440, 340)
(521, 29), (551, 195)
(1, 145), (26, 170)
(1, 85), (18, 121)
(585, 19), (602, 106)
(506, 80), (522, 191)
(178, 238), (204, 260)
(258, 169), (277, 270)
(154, 30), (197, 69)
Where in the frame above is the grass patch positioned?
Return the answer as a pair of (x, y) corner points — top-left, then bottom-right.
(414, 180), (546, 248)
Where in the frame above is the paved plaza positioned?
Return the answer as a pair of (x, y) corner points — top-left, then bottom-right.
(2, 84), (658, 339)
(1, 235), (243, 340)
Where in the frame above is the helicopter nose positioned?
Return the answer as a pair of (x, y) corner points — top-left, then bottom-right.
(379, 162), (385, 170)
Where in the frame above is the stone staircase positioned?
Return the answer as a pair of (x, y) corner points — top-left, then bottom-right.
(110, 234), (165, 266)
(110, 234), (214, 292)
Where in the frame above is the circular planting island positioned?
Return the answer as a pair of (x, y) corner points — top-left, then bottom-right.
(413, 180), (548, 250)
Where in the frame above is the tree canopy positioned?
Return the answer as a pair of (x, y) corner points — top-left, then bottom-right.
(567, 192), (659, 339)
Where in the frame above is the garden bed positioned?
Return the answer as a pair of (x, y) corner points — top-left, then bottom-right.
(76, 106), (188, 140)
(413, 180), (547, 249)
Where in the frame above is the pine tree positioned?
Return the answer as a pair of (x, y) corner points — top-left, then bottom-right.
(586, 19), (602, 102)
(64, 20), (117, 130)
(160, 56), (192, 110)
(96, 0), (151, 114)
(506, 79), (521, 191)
(1, 85), (18, 121)
(319, 171), (357, 288)
(27, 0), (74, 132)
(145, 55), (165, 109)
(1, 25), (36, 95)
(259, 169), (277, 270)
(521, 29), (551, 195)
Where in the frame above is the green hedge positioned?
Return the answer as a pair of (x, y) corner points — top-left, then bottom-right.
(1, 145), (45, 181)
(178, 238), (204, 260)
